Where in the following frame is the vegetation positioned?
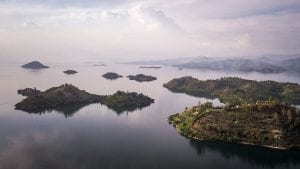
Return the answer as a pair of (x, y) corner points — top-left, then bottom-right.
(15, 84), (154, 114)
(18, 88), (41, 97)
(169, 101), (300, 149)
(21, 61), (49, 69)
(127, 74), (157, 82)
(102, 91), (154, 113)
(63, 70), (78, 74)
(163, 77), (300, 105)
(102, 72), (123, 80)
(15, 84), (102, 112)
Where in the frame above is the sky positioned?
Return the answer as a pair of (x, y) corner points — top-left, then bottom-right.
(0, 0), (300, 62)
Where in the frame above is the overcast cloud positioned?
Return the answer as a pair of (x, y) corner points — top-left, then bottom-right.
(0, 0), (299, 62)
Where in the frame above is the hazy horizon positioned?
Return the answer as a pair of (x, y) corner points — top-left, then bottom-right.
(1, 0), (300, 62)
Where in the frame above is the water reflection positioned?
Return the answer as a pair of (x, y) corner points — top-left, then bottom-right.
(16, 103), (93, 117)
(105, 104), (152, 115)
(17, 103), (153, 117)
(189, 139), (300, 168)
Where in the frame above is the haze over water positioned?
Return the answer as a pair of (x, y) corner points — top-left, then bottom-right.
(1, 0), (300, 168)
(0, 63), (299, 169)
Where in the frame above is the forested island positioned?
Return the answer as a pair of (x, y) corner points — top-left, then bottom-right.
(64, 70), (78, 74)
(102, 72), (123, 80)
(15, 84), (154, 113)
(127, 74), (157, 82)
(165, 77), (300, 150)
(102, 91), (154, 113)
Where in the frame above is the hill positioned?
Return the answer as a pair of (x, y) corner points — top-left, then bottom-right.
(21, 61), (49, 69)
(169, 101), (300, 150)
(163, 77), (300, 105)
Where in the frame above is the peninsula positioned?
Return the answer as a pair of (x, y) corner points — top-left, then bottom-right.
(163, 77), (300, 105)
(15, 84), (154, 113)
(165, 77), (300, 150)
(169, 101), (300, 150)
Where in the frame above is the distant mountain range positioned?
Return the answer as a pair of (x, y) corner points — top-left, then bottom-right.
(126, 55), (300, 74)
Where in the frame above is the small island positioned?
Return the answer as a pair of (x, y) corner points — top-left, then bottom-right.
(93, 64), (107, 66)
(21, 61), (49, 69)
(127, 74), (157, 82)
(15, 84), (154, 114)
(64, 70), (78, 75)
(102, 91), (154, 113)
(169, 101), (300, 150)
(102, 72), (123, 80)
(165, 77), (300, 150)
(139, 66), (162, 69)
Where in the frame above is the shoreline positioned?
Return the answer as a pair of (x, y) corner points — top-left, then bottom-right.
(169, 119), (296, 151)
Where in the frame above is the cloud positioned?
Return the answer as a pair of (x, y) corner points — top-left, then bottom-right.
(0, 0), (133, 8)
(0, 0), (299, 61)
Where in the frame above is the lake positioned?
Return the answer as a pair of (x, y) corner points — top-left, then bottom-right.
(0, 62), (299, 169)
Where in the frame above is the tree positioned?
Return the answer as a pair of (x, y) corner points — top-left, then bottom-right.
(273, 112), (281, 126)
(287, 110), (295, 124)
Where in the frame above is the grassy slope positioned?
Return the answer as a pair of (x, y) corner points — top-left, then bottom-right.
(169, 102), (300, 149)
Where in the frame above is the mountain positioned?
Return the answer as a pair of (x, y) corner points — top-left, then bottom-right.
(280, 58), (300, 72)
(175, 59), (286, 73)
(125, 56), (208, 66)
(21, 61), (49, 69)
(125, 55), (300, 74)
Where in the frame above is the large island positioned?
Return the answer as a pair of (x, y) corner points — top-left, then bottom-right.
(164, 77), (300, 150)
(15, 84), (154, 113)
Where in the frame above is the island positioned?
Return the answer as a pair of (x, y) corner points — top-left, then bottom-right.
(169, 101), (300, 150)
(63, 70), (78, 75)
(102, 91), (154, 113)
(102, 72), (123, 80)
(93, 64), (107, 66)
(21, 61), (49, 69)
(15, 84), (154, 114)
(164, 77), (300, 150)
(139, 66), (162, 69)
(127, 74), (157, 82)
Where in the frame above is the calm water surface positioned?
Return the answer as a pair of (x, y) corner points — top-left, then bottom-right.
(0, 63), (299, 169)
